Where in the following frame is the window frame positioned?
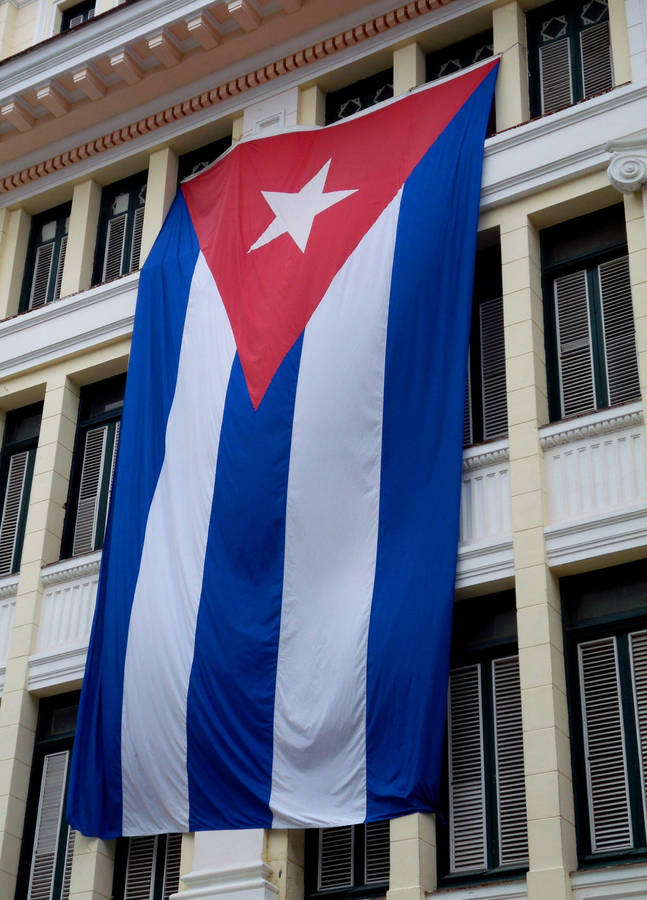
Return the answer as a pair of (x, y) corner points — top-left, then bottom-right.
(0, 403), (43, 576)
(304, 823), (390, 900)
(563, 563), (647, 867)
(324, 69), (394, 125)
(15, 693), (80, 900)
(60, 0), (95, 31)
(541, 208), (637, 422)
(19, 203), (71, 313)
(61, 375), (125, 560)
(177, 136), (232, 183)
(92, 172), (147, 286)
(112, 833), (183, 900)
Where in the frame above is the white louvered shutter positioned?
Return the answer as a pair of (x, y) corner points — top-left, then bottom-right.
(130, 206), (145, 273)
(364, 821), (390, 885)
(492, 656), (528, 867)
(28, 243), (55, 310)
(579, 637), (633, 852)
(72, 426), (108, 557)
(124, 836), (157, 900)
(554, 269), (596, 417)
(0, 450), (29, 575)
(102, 214), (127, 281)
(598, 256), (640, 406)
(629, 630), (647, 825)
(162, 834), (182, 900)
(61, 828), (75, 900)
(27, 750), (69, 900)
(464, 360), (473, 446)
(106, 420), (120, 521)
(318, 826), (354, 890)
(580, 22), (613, 98)
(448, 664), (487, 872)
(539, 39), (573, 114)
(480, 296), (508, 440)
(53, 235), (68, 303)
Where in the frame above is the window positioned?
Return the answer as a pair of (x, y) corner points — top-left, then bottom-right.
(60, 1), (95, 31)
(178, 136), (232, 183)
(438, 592), (528, 882)
(62, 375), (124, 559)
(542, 205), (639, 422)
(93, 174), (147, 285)
(325, 69), (393, 124)
(20, 205), (70, 312)
(305, 822), (389, 900)
(0, 404), (42, 576)
(563, 562), (647, 864)
(464, 245), (507, 446)
(527, 0), (613, 117)
(112, 834), (182, 900)
(15, 694), (79, 900)
(427, 32), (496, 136)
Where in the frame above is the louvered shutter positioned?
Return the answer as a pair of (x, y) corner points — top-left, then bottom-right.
(124, 835), (157, 900)
(539, 39), (573, 114)
(162, 834), (182, 900)
(106, 420), (120, 519)
(598, 256), (640, 406)
(102, 214), (127, 281)
(61, 828), (75, 900)
(464, 361), (473, 446)
(364, 821), (389, 885)
(53, 235), (68, 303)
(72, 426), (108, 557)
(28, 750), (69, 900)
(318, 826), (354, 890)
(448, 664), (487, 872)
(629, 630), (647, 824)
(28, 243), (55, 310)
(480, 296), (508, 440)
(579, 637), (633, 852)
(580, 22), (613, 98)
(129, 206), (145, 273)
(492, 656), (528, 867)
(554, 269), (596, 417)
(0, 450), (29, 575)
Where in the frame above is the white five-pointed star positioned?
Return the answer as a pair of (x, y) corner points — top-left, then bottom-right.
(248, 158), (357, 254)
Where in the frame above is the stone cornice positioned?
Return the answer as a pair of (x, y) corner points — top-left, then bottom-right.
(0, 575), (19, 600)
(606, 129), (647, 193)
(539, 402), (644, 450)
(40, 550), (102, 585)
(462, 442), (510, 471)
(0, 0), (450, 193)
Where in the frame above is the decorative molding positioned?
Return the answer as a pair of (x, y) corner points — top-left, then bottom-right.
(607, 129), (647, 192)
(431, 878), (527, 900)
(455, 538), (515, 591)
(40, 551), (102, 585)
(0, 574), (19, 599)
(0, 0), (451, 193)
(571, 860), (647, 899)
(178, 862), (278, 900)
(462, 438), (510, 471)
(545, 503), (647, 569)
(539, 402), (644, 450)
(28, 643), (87, 694)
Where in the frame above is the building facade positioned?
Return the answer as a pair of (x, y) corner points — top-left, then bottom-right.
(0, 0), (646, 899)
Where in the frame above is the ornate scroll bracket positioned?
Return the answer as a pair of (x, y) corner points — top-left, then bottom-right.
(607, 130), (647, 193)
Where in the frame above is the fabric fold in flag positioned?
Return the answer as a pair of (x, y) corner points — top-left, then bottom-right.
(68, 58), (499, 837)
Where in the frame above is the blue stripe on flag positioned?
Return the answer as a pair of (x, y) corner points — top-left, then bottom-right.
(67, 194), (200, 838)
(365, 69), (498, 821)
(186, 337), (303, 829)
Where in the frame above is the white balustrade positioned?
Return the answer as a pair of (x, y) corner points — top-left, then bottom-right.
(542, 402), (647, 567)
(29, 551), (101, 692)
(456, 440), (513, 591)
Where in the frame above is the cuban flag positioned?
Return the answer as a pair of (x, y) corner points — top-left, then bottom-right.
(68, 59), (498, 837)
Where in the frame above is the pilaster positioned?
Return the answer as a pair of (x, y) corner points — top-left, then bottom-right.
(178, 829), (278, 900)
(298, 85), (325, 126)
(140, 146), (179, 267)
(492, 1), (529, 131)
(387, 814), (436, 900)
(393, 42), (425, 96)
(68, 834), (115, 900)
(0, 207), (31, 320)
(264, 829), (304, 900)
(0, 372), (79, 899)
(60, 179), (101, 298)
(500, 212), (576, 900)
(608, 0), (632, 85)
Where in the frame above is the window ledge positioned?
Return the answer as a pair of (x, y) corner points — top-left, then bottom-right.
(571, 859), (647, 898)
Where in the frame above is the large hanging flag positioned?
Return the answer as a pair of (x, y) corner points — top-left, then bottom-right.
(68, 59), (498, 837)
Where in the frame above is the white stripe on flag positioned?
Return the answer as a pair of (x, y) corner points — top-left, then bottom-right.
(270, 190), (403, 826)
(121, 252), (236, 834)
